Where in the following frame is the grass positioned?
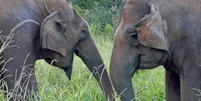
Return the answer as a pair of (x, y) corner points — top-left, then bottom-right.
(0, 24), (166, 101)
(33, 36), (115, 101)
(133, 67), (166, 101)
(34, 36), (165, 101)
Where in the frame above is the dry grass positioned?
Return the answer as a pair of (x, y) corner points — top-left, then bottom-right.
(0, 20), (166, 101)
(0, 20), (39, 100)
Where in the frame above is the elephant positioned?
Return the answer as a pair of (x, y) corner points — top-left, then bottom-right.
(0, 0), (115, 100)
(110, 0), (201, 100)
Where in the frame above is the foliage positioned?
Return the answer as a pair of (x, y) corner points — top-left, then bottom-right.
(69, 0), (124, 37)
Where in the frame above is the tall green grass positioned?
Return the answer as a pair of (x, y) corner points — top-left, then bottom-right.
(33, 35), (115, 101)
(133, 67), (166, 101)
(0, 30), (166, 101)
(34, 34), (166, 101)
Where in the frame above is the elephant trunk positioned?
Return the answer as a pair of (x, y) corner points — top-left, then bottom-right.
(110, 61), (135, 101)
(87, 62), (115, 101)
(81, 54), (115, 101)
(76, 34), (115, 101)
(110, 49), (138, 101)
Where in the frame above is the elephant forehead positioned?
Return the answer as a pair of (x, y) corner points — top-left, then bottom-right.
(118, 1), (149, 31)
(66, 4), (74, 20)
(59, 4), (74, 21)
(125, 8), (143, 24)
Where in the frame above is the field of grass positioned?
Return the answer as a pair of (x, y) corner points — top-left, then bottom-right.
(36, 35), (166, 101)
(34, 35), (166, 101)
(0, 35), (166, 101)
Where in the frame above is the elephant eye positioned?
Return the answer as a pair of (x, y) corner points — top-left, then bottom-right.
(79, 28), (87, 40)
(129, 33), (139, 46)
(56, 22), (64, 33)
(82, 28), (87, 34)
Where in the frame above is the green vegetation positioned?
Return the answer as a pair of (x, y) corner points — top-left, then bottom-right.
(69, 0), (123, 38)
(35, 38), (165, 101)
(0, 0), (166, 100)
(34, 38), (115, 101)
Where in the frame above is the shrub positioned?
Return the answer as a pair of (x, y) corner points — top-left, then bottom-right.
(69, 0), (124, 37)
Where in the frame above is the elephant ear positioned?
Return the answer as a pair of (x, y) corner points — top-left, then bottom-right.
(135, 4), (168, 51)
(41, 11), (67, 57)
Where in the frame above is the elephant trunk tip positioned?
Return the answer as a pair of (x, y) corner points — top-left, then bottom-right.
(63, 67), (72, 81)
(67, 74), (71, 81)
(66, 70), (72, 81)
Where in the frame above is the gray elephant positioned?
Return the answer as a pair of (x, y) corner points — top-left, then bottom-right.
(0, 0), (114, 100)
(110, 0), (201, 101)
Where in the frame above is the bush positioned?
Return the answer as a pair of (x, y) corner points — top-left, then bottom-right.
(69, 0), (124, 38)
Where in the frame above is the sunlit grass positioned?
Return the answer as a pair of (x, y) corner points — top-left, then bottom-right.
(0, 30), (166, 100)
(133, 66), (166, 101)
(0, 36), (166, 100)
(34, 36), (166, 101)
(34, 36), (114, 101)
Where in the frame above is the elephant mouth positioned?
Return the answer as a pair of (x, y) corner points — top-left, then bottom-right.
(138, 62), (157, 69)
(44, 58), (56, 65)
(138, 60), (164, 69)
(74, 50), (81, 57)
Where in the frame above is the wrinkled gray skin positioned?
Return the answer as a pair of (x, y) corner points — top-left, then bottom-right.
(110, 0), (201, 100)
(0, 0), (114, 100)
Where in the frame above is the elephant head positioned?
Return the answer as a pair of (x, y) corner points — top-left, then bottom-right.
(110, 0), (168, 100)
(39, 1), (114, 100)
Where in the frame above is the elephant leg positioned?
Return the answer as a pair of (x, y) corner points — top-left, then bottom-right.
(165, 70), (181, 101)
(2, 67), (38, 101)
(180, 67), (201, 101)
(1, 46), (39, 100)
